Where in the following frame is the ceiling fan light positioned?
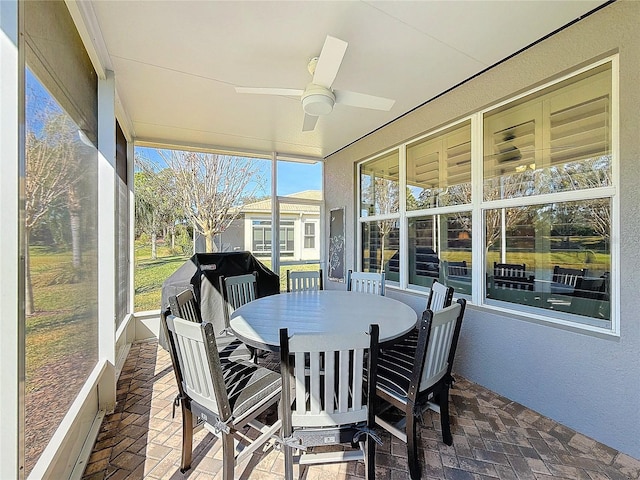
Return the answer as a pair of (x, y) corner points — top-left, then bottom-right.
(302, 92), (335, 116)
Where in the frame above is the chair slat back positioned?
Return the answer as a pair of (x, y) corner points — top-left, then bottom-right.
(347, 270), (385, 295)
(427, 280), (454, 312)
(287, 269), (323, 292)
(493, 262), (534, 291)
(552, 266), (586, 287)
(224, 273), (257, 308)
(165, 314), (230, 419)
(415, 301), (465, 393)
(280, 328), (377, 428)
(494, 262), (527, 278)
(169, 289), (201, 323)
(220, 273), (257, 329)
(447, 260), (468, 277)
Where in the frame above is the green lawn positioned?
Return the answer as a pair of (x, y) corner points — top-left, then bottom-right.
(134, 243), (323, 311)
(134, 242), (190, 311)
(26, 247), (98, 393)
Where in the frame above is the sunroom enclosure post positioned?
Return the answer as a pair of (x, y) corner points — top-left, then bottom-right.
(97, 70), (116, 412)
(271, 152), (280, 275)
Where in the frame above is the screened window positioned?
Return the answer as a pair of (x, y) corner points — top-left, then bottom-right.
(23, 0), (99, 473)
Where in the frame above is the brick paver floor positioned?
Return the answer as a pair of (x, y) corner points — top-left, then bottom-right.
(82, 340), (640, 479)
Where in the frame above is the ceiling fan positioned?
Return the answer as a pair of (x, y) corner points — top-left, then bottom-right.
(235, 35), (396, 132)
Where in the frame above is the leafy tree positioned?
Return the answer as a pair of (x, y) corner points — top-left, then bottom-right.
(134, 162), (179, 259)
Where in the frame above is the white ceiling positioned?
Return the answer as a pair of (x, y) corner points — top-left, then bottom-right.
(79, 1), (608, 159)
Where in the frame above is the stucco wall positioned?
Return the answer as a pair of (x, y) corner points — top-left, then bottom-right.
(324, 0), (640, 459)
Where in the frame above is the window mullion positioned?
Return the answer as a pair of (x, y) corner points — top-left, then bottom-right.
(399, 145), (407, 289)
(471, 112), (484, 304)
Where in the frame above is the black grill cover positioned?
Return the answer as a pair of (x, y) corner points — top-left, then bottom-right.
(160, 252), (280, 347)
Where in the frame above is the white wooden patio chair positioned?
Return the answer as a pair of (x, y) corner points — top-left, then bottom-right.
(346, 269), (385, 295)
(168, 289), (252, 362)
(375, 300), (466, 480)
(219, 272), (258, 330)
(278, 324), (381, 480)
(382, 279), (454, 355)
(163, 313), (282, 479)
(287, 268), (323, 292)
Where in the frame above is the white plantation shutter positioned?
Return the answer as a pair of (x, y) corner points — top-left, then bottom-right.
(550, 96), (610, 165)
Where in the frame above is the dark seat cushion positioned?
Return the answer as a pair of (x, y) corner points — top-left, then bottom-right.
(222, 359), (281, 418)
(376, 346), (414, 402)
(216, 335), (254, 362)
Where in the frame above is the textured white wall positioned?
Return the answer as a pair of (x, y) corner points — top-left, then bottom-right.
(324, 1), (640, 458)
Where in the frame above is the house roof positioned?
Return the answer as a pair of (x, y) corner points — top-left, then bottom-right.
(241, 190), (321, 214)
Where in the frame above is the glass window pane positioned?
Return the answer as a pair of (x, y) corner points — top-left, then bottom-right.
(407, 122), (471, 210)
(484, 63), (612, 201)
(407, 213), (472, 294)
(305, 222), (315, 236)
(304, 222), (316, 249)
(485, 199), (611, 324)
(362, 220), (400, 282)
(360, 151), (400, 217)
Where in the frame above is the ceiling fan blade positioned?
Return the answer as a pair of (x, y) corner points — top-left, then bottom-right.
(235, 87), (304, 96)
(334, 89), (395, 111)
(302, 113), (319, 132)
(312, 35), (348, 88)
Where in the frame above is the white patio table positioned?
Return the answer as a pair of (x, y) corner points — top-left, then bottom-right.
(229, 290), (417, 351)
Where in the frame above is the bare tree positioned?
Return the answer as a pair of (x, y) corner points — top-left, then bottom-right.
(162, 151), (265, 253)
(24, 99), (81, 314)
(360, 175), (399, 272)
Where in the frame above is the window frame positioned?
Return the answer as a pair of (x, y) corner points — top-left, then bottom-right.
(357, 55), (619, 336)
(304, 221), (316, 249)
(251, 218), (296, 255)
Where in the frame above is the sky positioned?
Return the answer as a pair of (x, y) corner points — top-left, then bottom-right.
(136, 146), (322, 197)
(27, 68), (322, 197)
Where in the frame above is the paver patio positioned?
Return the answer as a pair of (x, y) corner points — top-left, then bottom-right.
(81, 340), (640, 480)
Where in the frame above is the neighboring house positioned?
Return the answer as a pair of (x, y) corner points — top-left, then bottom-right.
(214, 190), (321, 262)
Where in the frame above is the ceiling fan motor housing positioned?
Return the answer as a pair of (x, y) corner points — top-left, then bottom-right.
(302, 84), (335, 116)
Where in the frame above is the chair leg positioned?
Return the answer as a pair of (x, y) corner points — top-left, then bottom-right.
(179, 404), (193, 473)
(221, 431), (235, 480)
(407, 410), (421, 480)
(438, 387), (453, 446)
(365, 438), (376, 480)
(283, 444), (294, 480)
